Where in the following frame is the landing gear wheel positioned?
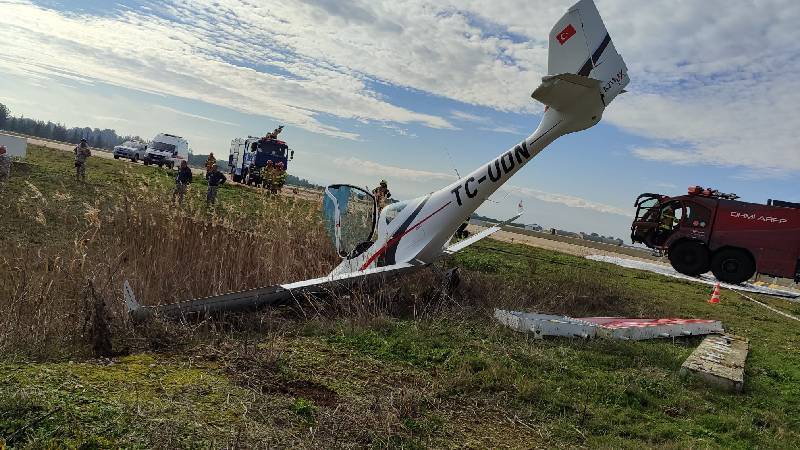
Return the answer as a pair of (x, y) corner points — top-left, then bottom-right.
(113, 155), (119, 159)
(132, 154), (139, 163)
(668, 241), (710, 276)
(711, 249), (755, 284)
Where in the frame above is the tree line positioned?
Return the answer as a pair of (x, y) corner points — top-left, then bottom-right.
(0, 102), (141, 149)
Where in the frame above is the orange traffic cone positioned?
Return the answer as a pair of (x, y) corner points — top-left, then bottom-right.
(708, 282), (721, 304)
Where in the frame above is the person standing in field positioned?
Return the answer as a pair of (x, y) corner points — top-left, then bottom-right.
(205, 163), (226, 206)
(372, 179), (391, 210)
(273, 161), (287, 194)
(172, 160), (193, 206)
(263, 160), (274, 191)
(0, 145), (10, 183)
(205, 152), (216, 174)
(74, 138), (91, 182)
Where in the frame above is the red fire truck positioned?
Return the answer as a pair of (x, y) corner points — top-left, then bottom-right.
(631, 186), (800, 284)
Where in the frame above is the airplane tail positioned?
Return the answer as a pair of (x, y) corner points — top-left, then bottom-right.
(534, 0), (628, 110)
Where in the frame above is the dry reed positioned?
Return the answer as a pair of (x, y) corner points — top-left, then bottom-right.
(0, 176), (338, 359)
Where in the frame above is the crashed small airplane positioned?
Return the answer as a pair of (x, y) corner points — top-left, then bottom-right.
(127, 0), (630, 319)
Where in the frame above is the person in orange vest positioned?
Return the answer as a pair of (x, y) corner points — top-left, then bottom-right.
(272, 161), (287, 194)
(205, 152), (216, 174)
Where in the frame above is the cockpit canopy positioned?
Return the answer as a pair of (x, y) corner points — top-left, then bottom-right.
(322, 184), (377, 259)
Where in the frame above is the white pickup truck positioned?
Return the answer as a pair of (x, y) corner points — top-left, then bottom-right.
(113, 141), (148, 162)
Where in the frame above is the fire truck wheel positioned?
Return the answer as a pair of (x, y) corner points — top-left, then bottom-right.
(711, 248), (755, 284)
(668, 241), (710, 276)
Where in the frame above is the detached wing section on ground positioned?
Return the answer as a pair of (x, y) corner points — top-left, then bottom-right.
(126, 262), (424, 320)
(444, 212), (522, 255)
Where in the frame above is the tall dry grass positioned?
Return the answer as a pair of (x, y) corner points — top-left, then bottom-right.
(0, 175), (338, 359)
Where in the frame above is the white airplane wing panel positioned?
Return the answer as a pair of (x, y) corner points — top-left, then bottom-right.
(444, 212), (523, 255)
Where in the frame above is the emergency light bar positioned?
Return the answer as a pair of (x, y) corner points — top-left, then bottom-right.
(687, 186), (739, 200)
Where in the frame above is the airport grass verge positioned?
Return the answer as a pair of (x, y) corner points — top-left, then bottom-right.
(1, 146), (799, 447)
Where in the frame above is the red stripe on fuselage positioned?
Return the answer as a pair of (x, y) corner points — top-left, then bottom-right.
(359, 201), (452, 270)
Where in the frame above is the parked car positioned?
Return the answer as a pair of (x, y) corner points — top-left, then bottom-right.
(113, 141), (148, 162)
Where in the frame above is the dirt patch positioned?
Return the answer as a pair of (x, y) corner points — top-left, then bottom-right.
(273, 379), (338, 407)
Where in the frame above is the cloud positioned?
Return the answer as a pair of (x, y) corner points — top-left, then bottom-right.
(1, 0), (798, 177)
(331, 156), (457, 181)
(0, 1), (458, 139)
(596, 0), (800, 175)
(328, 155), (628, 215)
(450, 110), (525, 135)
(153, 105), (240, 127)
(450, 110), (486, 123)
(503, 185), (631, 217)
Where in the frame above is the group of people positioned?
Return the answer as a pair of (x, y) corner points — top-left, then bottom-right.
(172, 154), (226, 207)
(259, 160), (287, 194)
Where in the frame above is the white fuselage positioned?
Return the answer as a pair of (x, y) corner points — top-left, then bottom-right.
(330, 102), (604, 276)
(329, 0), (627, 277)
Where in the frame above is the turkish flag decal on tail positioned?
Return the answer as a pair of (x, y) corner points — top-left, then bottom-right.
(556, 24), (576, 45)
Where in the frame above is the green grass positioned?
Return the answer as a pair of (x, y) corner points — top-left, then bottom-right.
(2, 146), (800, 448)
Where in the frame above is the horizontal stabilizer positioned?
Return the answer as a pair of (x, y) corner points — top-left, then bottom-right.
(545, 0), (629, 105)
(445, 212), (522, 254)
(531, 73), (601, 111)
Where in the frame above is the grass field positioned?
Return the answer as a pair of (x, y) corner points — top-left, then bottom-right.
(2, 146), (800, 448)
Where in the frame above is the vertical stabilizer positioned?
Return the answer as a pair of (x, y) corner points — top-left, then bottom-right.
(547, 0), (628, 105)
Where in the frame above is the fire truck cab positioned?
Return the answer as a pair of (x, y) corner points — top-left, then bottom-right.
(631, 186), (800, 284)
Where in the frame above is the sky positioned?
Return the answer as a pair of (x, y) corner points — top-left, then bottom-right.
(1, 0), (799, 239)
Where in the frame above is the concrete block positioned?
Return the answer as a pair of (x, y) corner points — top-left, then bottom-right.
(680, 334), (748, 393)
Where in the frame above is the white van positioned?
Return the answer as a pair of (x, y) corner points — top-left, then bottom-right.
(144, 133), (189, 169)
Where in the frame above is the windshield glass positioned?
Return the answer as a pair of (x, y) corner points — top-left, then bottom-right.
(150, 142), (176, 153)
(383, 201), (407, 225)
(323, 185), (376, 258)
(635, 196), (661, 222)
(258, 141), (286, 157)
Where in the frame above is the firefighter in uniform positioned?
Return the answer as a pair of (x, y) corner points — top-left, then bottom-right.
(74, 139), (91, 182)
(372, 180), (391, 210)
(263, 160), (274, 191)
(660, 205), (677, 232)
(273, 161), (287, 194)
(205, 153), (216, 174)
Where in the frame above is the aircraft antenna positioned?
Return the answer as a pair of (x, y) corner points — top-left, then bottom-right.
(443, 147), (461, 179)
